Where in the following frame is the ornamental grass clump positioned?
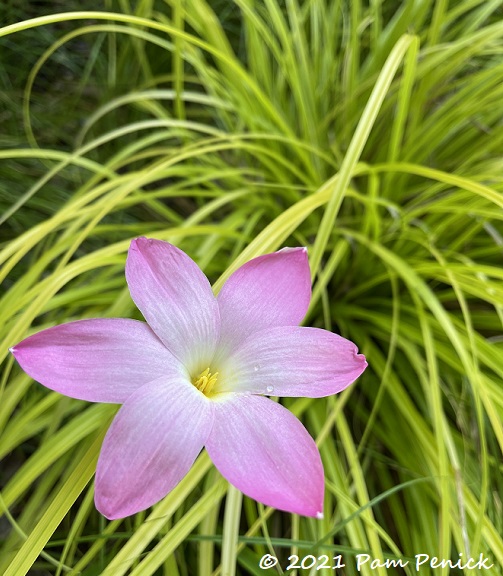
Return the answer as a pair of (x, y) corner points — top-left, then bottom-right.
(1, 1), (503, 575)
(11, 237), (366, 519)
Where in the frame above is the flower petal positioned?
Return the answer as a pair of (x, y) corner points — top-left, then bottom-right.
(126, 237), (220, 372)
(95, 376), (213, 519)
(10, 319), (182, 403)
(205, 394), (324, 517)
(220, 326), (367, 397)
(216, 248), (311, 355)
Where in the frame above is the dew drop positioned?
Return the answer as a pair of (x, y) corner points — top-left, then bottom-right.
(266, 385), (274, 394)
(254, 364), (260, 372)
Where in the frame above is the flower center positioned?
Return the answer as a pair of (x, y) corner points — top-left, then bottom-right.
(192, 367), (218, 397)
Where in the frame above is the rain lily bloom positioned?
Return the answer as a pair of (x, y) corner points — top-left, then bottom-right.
(10, 238), (367, 519)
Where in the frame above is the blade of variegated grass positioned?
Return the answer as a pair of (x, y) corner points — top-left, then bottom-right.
(0, 393), (67, 460)
(54, 485), (95, 575)
(333, 411), (386, 576)
(1, 403), (113, 510)
(219, 486), (242, 576)
(129, 479), (228, 576)
(2, 428), (107, 576)
(0, 483), (74, 575)
(126, 478), (228, 576)
(413, 294), (453, 574)
(309, 34), (417, 276)
(198, 469), (222, 576)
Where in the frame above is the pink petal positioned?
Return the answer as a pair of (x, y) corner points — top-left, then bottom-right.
(206, 394), (324, 517)
(95, 376), (213, 519)
(220, 326), (367, 397)
(126, 238), (220, 372)
(10, 319), (183, 403)
(216, 248), (311, 355)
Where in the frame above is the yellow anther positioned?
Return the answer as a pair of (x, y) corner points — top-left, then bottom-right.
(193, 367), (219, 396)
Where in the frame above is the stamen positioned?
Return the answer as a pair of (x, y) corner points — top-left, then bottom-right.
(193, 367), (219, 396)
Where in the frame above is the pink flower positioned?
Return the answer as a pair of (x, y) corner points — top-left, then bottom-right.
(10, 238), (367, 520)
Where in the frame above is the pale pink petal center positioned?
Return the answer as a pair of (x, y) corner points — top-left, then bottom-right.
(95, 376), (213, 519)
(126, 237), (220, 373)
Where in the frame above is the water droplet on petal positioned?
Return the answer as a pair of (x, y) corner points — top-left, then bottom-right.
(266, 385), (274, 394)
(254, 365), (260, 372)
